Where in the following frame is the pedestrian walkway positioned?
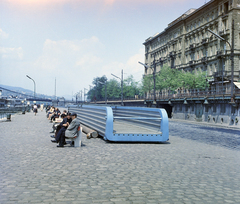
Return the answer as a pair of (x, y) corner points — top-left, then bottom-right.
(0, 110), (240, 203)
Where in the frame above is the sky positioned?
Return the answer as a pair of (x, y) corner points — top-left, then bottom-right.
(0, 0), (210, 99)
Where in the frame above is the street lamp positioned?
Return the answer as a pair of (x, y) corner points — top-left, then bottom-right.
(207, 19), (235, 103)
(98, 81), (107, 104)
(139, 57), (156, 103)
(84, 88), (88, 102)
(111, 69), (123, 106)
(26, 75), (36, 98)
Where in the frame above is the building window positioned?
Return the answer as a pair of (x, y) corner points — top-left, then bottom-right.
(220, 5), (223, 14)
(224, 2), (229, 14)
(230, 0), (233, 8)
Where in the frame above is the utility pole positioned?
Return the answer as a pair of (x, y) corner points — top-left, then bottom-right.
(55, 77), (56, 100)
(98, 81), (107, 104)
(111, 70), (124, 106)
(26, 75), (36, 99)
(84, 88), (88, 102)
(153, 53), (156, 103)
(121, 69), (123, 106)
(208, 20), (235, 104)
(230, 19), (234, 103)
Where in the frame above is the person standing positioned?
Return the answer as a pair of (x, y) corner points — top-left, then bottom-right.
(33, 104), (38, 116)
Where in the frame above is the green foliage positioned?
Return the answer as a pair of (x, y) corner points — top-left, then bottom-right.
(88, 75), (107, 101)
(106, 79), (121, 99)
(142, 74), (153, 93)
(123, 75), (140, 98)
(87, 68), (209, 101)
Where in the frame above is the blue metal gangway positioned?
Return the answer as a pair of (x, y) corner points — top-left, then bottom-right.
(68, 105), (169, 142)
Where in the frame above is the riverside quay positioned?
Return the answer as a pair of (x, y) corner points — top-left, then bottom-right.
(142, 0), (240, 127)
(1, 110), (240, 203)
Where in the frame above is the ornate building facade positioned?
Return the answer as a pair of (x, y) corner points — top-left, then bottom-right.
(144, 0), (240, 93)
(143, 0), (240, 126)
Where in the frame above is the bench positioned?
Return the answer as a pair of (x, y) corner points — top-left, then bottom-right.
(65, 126), (82, 147)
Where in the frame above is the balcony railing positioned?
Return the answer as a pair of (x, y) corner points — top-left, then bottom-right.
(189, 60), (195, 66)
(201, 38), (208, 45)
(216, 50), (225, 58)
(189, 44), (195, 50)
(201, 56), (208, 64)
(145, 87), (240, 101)
(169, 51), (176, 58)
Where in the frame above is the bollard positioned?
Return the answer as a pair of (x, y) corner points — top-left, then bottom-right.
(6, 113), (11, 121)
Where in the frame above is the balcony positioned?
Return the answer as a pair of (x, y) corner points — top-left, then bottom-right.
(201, 57), (208, 65)
(189, 60), (195, 66)
(201, 38), (208, 45)
(217, 50), (224, 58)
(219, 30), (227, 37)
(169, 51), (176, 58)
(222, 12), (228, 19)
(189, 43), (195, 50)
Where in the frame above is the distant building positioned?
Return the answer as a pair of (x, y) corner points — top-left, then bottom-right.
(143, 0), (240, 94)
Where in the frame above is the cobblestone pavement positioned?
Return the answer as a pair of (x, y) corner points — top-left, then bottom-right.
(1, 110), (240, 204)
(169, 120), (240, 151)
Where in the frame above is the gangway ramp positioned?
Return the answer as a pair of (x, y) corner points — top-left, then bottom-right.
(68, 105), (169, 142)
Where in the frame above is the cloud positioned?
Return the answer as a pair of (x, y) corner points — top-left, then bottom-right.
(31, 36), (106, 95)
(0, 47), (23, 60)
(102, 48), (144, 82)
(35, 36), (104, 71)
(0, 29), (9, 39)
(5, 0), (190, 11)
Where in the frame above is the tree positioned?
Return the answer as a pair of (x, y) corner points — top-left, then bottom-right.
(106, 79), (121, 99)
(142, 74), (153, 93)
(90, 75), (107, 101)
(123, 75), (139, 98)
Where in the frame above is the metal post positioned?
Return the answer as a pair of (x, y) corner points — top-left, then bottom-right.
(55, 77), (56, 100)
(231, 19), (234, 103)
(153, 54), (156, 102)
(111, 70), (124, 106)
(207, 25), (235, 103)
(26, 75), (36, 98)
(105, 83), (107, 104)
(121, 69), (123, 106)
(84, 88), (88, 102)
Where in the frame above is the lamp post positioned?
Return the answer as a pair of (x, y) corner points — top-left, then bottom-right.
(111, 70), (123, 106)
(207, 19), (235, 103)
(89, 85), (93, 102)
(139, 58), (156, 103)
(26, 75), (36, 98)
(84, 88), (88, 102)
(98, 81), (107, 104)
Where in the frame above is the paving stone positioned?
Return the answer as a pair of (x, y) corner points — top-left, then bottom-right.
(0, 110), (240, 203)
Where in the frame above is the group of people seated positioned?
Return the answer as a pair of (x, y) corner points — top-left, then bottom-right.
(46, 106), (62, 122)
(46, 106), (80, 148)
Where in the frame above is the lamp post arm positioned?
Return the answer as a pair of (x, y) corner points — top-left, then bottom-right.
(26, 75), (36, 98)
(111, 73), (121, 80)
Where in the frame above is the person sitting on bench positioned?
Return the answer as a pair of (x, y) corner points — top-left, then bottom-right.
(51, 112), (72, 141)
(53, 113), (80, 147)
